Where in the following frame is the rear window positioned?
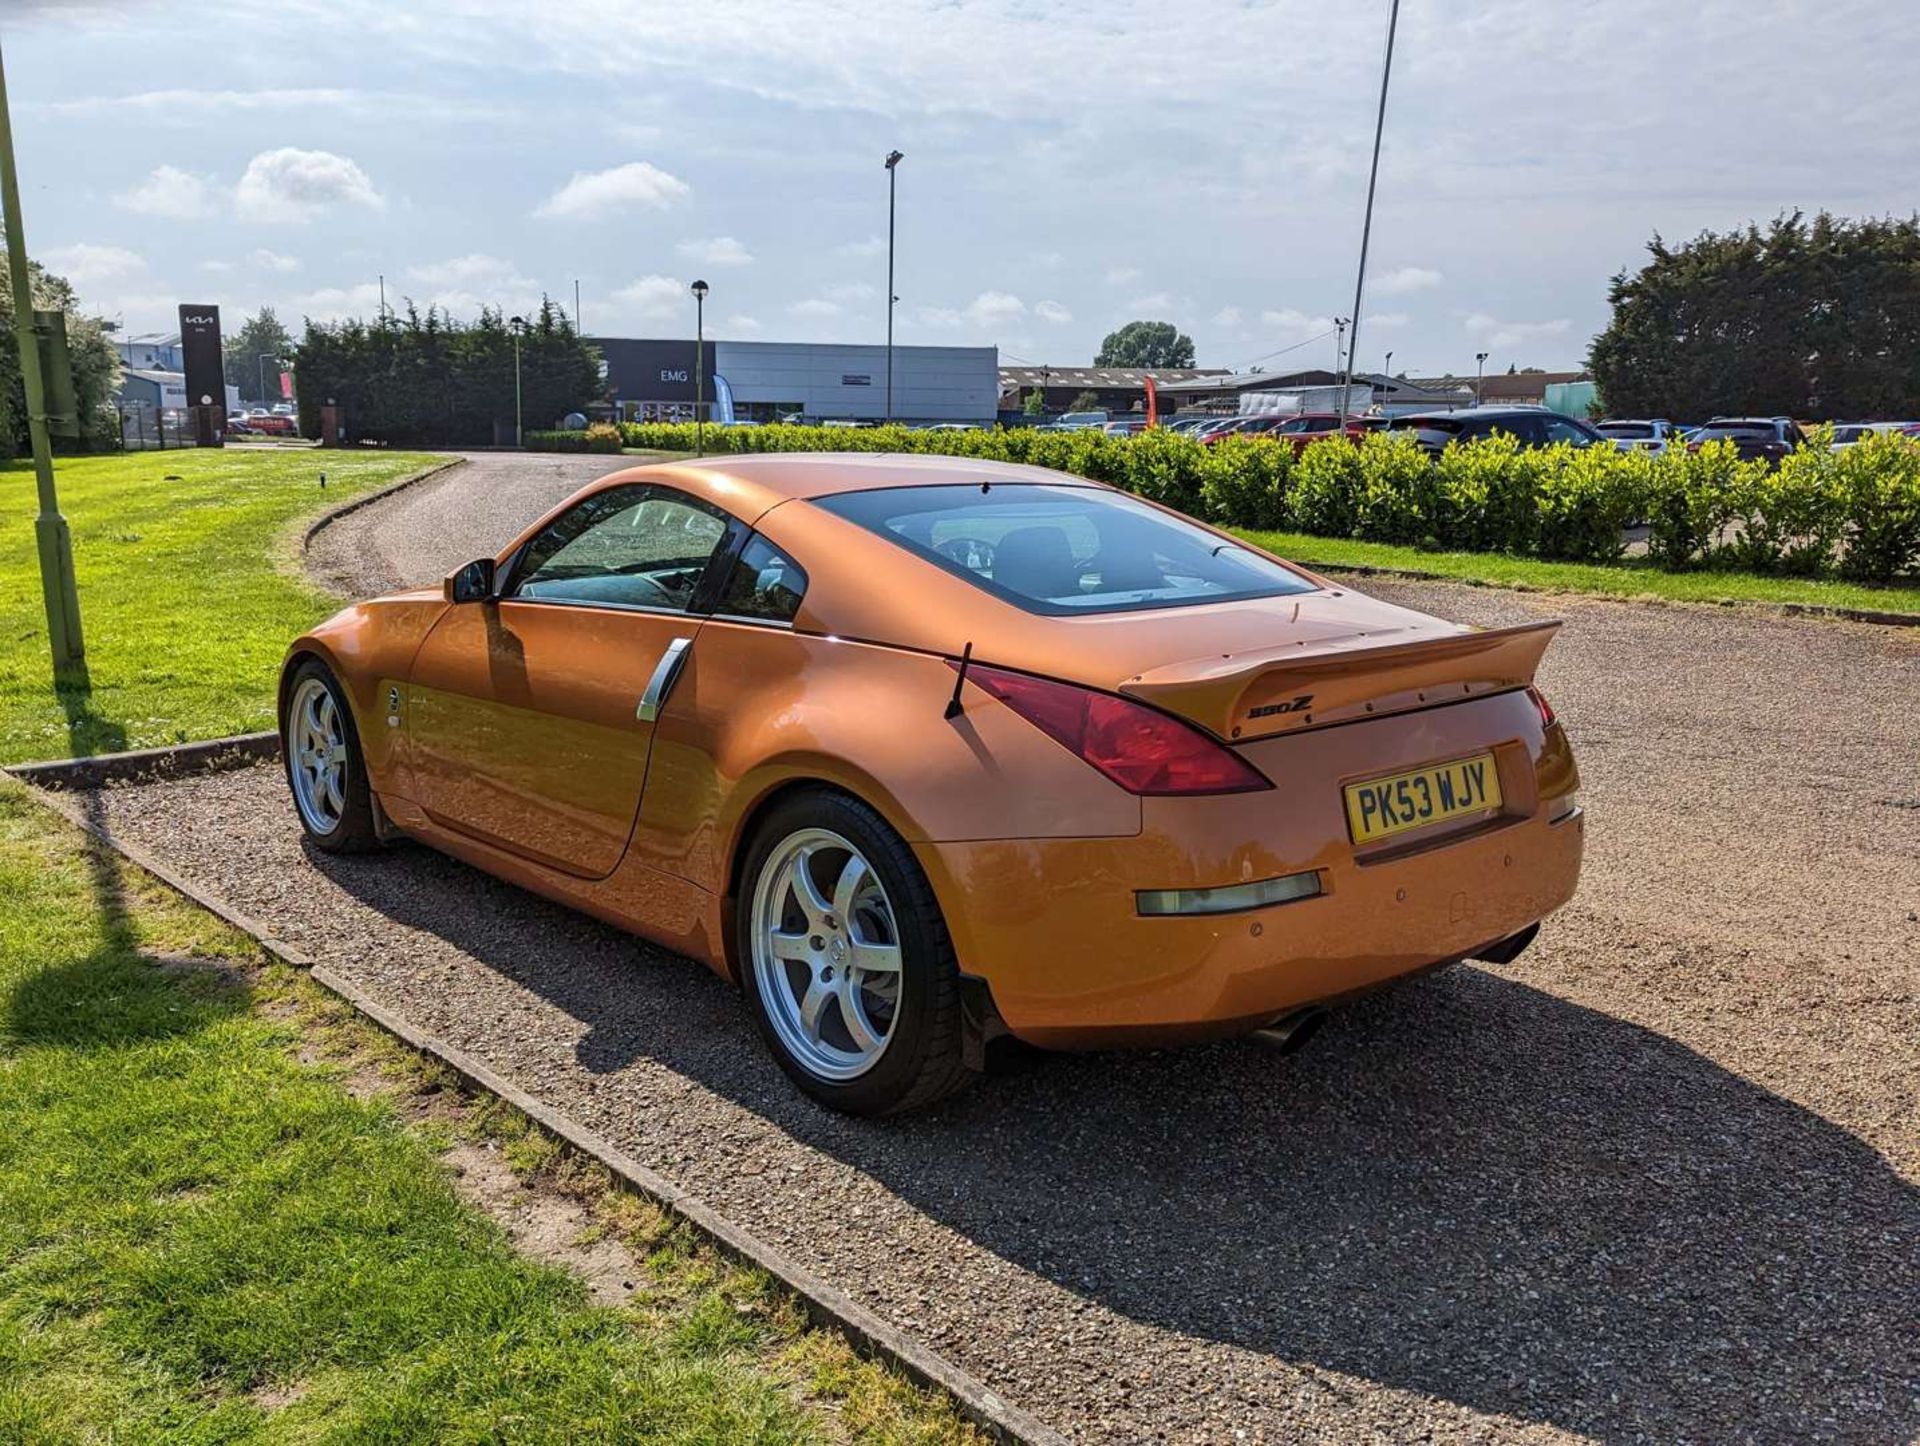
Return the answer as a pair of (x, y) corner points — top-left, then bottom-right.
(1386, 415), (1464, 434)
(1598, 422), (1653, 438)
(815, 483), (1316, 616)
(1698, 422), (1775, 437)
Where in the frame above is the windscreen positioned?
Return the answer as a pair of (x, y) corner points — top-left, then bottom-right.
(815, 483), (1317, 616)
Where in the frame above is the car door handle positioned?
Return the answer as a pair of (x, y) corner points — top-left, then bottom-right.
(636, 636), (693, 723)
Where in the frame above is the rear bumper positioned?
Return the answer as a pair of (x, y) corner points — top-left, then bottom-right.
(914, 693), (1583, 1049)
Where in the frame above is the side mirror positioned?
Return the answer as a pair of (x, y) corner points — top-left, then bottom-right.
(444, 557), (496, 604)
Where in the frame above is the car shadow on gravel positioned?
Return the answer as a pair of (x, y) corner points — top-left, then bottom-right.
(309, 843), (1918, 1444)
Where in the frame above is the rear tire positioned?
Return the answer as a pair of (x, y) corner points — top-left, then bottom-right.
(281, 658), (380, 854)
(737, 789), (971, 1116)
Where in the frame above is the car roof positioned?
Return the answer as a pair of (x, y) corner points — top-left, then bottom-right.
(572, 451), (1110, 525)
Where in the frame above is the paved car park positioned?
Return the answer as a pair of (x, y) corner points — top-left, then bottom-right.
(81, 458), (1920, 1443)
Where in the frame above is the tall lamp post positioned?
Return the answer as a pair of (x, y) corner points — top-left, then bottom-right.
(0, 38), (82, 670)
(256, 352), (279, 407)
(1336, 0), (1403, 428)
(1332, 317), (1350, 380)
(1475, 351), (1490, 404)
(883, 150), (904, 424)
(509, 315), (527, 447)
(690, 279), (708, 454)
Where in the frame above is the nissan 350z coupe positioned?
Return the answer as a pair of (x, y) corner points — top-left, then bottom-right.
(280, 453), (1584, 1114)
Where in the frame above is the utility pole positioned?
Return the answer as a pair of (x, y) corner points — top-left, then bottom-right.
(378, 273), (386, 321)
(690, 279), (708, 454)
(1475, 351), (1490, 404)
(1337, 0), (1402, 429)
(884, 150), (903, 424)
(1333, 317), (1350, 381)
(573, 278), (581, 333)
(0, 38), (83, 670)
(509, 315), (526, 446)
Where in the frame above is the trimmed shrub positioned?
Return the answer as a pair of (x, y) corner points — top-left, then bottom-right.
(1535, 441), (1644, 562)
(1643, 438), (1758, 570)
(1287, 434), (1368, 538)
(1351, 432), (1442, 545)
(1835, 431), (1920, 583)
(600, 419), (1920, 587)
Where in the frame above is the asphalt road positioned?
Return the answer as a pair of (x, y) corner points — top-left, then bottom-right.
(83, 456), (1920, 1442)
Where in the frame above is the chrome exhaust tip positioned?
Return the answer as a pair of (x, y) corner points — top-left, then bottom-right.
(1250, 1005), (1329, 1056)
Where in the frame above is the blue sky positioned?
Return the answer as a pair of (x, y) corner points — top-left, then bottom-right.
(9, 0), (1917, 376)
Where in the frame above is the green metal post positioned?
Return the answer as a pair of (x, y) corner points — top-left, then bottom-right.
(0, 38), (83, 670)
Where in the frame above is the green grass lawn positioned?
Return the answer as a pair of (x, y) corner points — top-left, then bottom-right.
(0, 783), (977, 1442)
(1238, 528), (1920, 617)
(0, 450), (445, 766)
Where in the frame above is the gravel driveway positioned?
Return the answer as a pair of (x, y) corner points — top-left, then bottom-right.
(81, 458), (1920, 1443)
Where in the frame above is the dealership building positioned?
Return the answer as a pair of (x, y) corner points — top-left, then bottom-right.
(590, 337), (999, 425)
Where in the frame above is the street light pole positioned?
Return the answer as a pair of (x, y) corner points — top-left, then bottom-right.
(1337, 0), (1402, 429)
(690, 279), (709, 454)
(1333, 317), (1350, 381)
(884, 150), (903, 425)
(509, 315), (526, 447)
(1475, 351), (1489, 404)
(0, 38), (83, 670)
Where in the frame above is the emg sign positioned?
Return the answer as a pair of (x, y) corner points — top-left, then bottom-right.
(660, 369), (689, 383)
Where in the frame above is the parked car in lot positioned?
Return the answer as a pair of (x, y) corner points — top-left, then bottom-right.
(1102, 418), (1149, 436)
(1595, 419), (1679, 454)
(1683, 417), (1806, 465)
(1265, 412), (1368, 455)
(280, 453), (1583, 1114)
(1163, 415), (1222, 435)
(1046, 410), (1108, 431)
(1385, 407), (1607, 455)
(1828, 421), (1916, 449)
(243, 409), (297, 436)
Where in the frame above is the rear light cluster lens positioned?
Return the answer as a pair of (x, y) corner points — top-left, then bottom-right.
(957, 662), (1271, 796)
(1528, 685), (1556, 729)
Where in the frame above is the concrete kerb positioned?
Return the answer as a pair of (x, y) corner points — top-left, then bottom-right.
(3, 737), (1066, 1446)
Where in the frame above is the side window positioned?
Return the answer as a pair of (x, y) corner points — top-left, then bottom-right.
(511, 485), (729, 611)
(1542, 417), (1594, 445)
(716, 534), (809, 623)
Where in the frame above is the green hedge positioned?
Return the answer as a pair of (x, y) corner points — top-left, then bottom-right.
(615, 421), (1920, 585)
(526, 422), (624, 454)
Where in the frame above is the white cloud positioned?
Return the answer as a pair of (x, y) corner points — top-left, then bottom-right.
(722, 314), (762, 335)
(965, 291), (1025, 328)
(406, 253), (522, 288)
(535, 160), (688, 219)
(615, 273), (691, 319)
(837, 236), (887, 258)
(1365, 311), (1409, 329)
(234, 148), (383, 223)
(1213, 305), (1243, 327)
(1259, 308), (1339, 342)
(788, 298), (841, 319)
(114, 164), (215, 220)
(912, 305), (962, 329)
(676, 235), (754, 266)
(290, 282), (385, 322)
(1105, 265), (1141, 285)
(1035, 251), (1065, 268)
(1373, 266), (1442, 295)
(1034, 299), (1072, 324)
(42, 243), (147, 286)
(1464, 311), (1572, 351)
(1126, 292), (1174, 315)
(250, 248), (301, 273)
(825, 281), (876, 304)
(200, 260), (233, 274)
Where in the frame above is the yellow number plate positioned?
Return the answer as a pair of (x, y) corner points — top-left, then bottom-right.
(1344, 753), (1502, 845)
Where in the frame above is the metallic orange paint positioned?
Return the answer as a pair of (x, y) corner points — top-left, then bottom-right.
(283, 453), (1583, 1046)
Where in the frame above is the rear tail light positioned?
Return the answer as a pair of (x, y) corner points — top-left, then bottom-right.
(1527, 685), (1556, 729)
(956, 662), (1271, 795)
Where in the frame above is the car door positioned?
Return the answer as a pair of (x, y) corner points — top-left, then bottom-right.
(405, 482), (733, 878)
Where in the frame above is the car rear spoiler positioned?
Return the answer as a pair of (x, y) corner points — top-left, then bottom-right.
(1118, 620), (1561, 742)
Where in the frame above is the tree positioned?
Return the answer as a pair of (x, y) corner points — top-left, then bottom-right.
(1067, 390), (1103, 414)
(1589, 211), (1920, 419)
(291, 298), (601, 446)
(1022, 386), (1045, 415)
(224, 306), (295, 404)
(0, 252), (119, 459)
(1094, 319), (1194, 369)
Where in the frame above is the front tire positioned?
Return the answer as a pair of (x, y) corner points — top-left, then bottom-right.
(281, 659), (380, 854)
(737, 789), (970, 1116)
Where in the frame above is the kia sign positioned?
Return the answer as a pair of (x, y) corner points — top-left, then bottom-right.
(178, 304), (227, 441)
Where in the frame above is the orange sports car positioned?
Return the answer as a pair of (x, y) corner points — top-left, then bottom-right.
(280, 453), (1583, 1114)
